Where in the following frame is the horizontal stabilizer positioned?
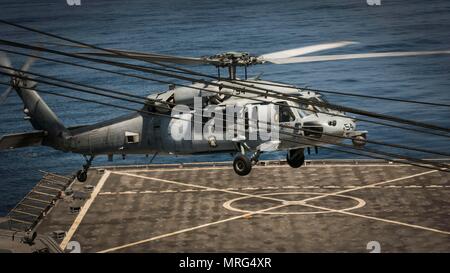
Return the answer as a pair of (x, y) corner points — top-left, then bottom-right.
(0, 131), (46, 150)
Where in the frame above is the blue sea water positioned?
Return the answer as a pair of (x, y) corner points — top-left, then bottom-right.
(0, 0), (449, 215)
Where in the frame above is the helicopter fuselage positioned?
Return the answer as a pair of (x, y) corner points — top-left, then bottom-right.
(1, 77), (367, 178)
(61, 79), (366, 158)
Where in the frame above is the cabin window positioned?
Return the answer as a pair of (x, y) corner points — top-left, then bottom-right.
(244, 110), (249, 130)
(125, 132), (140, 144)
(222, 109), (227, 130)
(279, 103), (295, 122)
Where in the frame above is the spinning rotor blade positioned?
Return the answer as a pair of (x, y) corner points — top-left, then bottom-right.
(68, 41), (359, 67)
(20, 56), (36, 72)
(0, 55), (36, 104)
(265, 50), (450, 64)
(0, 53), (14, 74)
(0, 86), (13, 104)
(37, 41), (218, 65)
(77, 49), (219, 65)
(259, 41), (357, 60)
(0, 53), (14, 104)
(18, 57), (38, 89)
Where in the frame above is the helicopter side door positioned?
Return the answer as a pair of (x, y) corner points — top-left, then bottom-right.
(277, 101), (302, 149)
(238, 103), (279, 150)
(166, 111), (193, 154)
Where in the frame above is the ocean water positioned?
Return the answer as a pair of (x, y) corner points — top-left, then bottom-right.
(0, 0), (449, 215)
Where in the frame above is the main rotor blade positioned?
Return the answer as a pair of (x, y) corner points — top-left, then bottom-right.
(77, 50), (218, 66)
(35, 40), (214, 65)
(259, 41), (357, 60)
(0, 86), (13, 104)
(38, 41), (88, 49)
(267, 50), (450, 64)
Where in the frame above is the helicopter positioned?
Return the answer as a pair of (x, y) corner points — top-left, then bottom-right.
(1, 40), (449, 181)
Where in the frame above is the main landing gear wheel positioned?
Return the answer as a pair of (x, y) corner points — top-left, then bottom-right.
(233, 154), (252, 176)
(286, 149), (305, 168)
(76, 170), (87, 182)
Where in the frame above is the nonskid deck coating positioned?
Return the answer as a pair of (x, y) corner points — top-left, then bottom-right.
(33, 160), (450, 253)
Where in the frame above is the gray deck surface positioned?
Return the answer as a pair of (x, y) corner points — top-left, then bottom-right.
(34, 160), (450, 253)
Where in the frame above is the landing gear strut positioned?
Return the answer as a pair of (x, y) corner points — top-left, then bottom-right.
(76, 155), (95, 182)
(286, 148), (305, 168)
(232, 141), (261, 176)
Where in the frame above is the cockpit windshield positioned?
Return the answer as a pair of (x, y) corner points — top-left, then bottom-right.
(309, 97), (330, 113)
(294, 95), (332, 117)
(296, 103), (315, 117)
(318, 94), (329, 103)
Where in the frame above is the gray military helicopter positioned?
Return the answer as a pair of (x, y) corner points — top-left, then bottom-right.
(1, 41), (449, 181)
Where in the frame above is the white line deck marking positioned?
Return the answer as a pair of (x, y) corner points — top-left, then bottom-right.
(112, 171), (286, 203)
(60, 171), (111, 250)
(299, 170), (438, 203)
(95, 183), (448, 195)
(301, 203), (450, 235)
(296, 170), (450, 235)
(282, 185), (300, 189)
(180, 189), (197, 192)
(98, 204), (287, 253)
(118, 164), (412, 173)
(160, 189), (177, 193)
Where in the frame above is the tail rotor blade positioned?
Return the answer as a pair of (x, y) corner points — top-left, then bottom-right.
(0, 53), (14, 74)
(0, 86), (13, 104)
(20, 56), (36, 72)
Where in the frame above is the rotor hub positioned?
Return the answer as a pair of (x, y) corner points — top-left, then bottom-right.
(203, 52), (261, 67)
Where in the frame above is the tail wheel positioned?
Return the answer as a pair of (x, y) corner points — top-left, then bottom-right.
(76, 170), (87, 182)
(233, 154), (252, 176)
(286, 149), (305, 168)
(352, 134), (367, 147)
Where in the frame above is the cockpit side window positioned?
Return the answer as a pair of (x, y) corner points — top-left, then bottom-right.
(310, 97), (329, 112)
(279, 102), (296, 122)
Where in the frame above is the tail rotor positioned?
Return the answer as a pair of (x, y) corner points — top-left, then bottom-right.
(0, 53), (36, 104)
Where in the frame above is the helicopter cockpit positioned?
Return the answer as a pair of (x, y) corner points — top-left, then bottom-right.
(279, 102), (296, 122)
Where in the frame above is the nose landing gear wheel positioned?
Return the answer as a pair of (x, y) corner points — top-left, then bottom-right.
(233, 154), (252, 176)
(286, 149), (305, 168)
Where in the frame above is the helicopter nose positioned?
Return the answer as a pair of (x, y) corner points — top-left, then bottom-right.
(323, 117), (356, 137)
